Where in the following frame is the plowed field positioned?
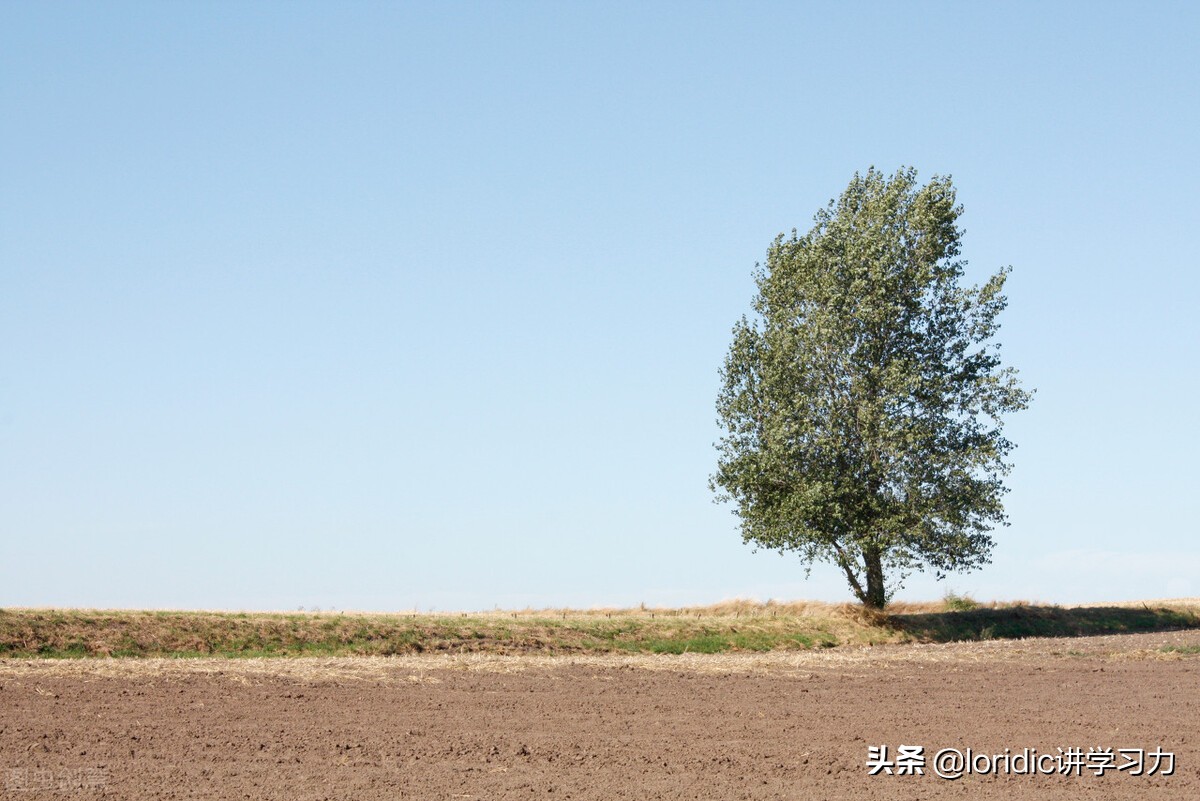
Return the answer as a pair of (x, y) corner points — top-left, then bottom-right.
(2, 629), (1197, 799)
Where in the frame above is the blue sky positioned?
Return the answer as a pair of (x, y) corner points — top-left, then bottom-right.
(2, 1), (1197, 611)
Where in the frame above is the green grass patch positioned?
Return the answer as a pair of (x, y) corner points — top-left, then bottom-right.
(942, 591), (979, 612)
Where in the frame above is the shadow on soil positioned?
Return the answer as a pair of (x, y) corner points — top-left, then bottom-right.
(891, 605), (1200, 643)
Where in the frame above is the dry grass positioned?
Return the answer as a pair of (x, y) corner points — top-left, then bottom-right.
(0, 602), (898, 659)
(3, 627), (1197, 685)
(2, 599), (1196, 660)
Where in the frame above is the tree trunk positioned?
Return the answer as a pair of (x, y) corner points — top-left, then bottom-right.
(863, 547), (886, 609)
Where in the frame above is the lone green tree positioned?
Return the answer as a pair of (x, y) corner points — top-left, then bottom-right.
(712, 167), (1031, 609)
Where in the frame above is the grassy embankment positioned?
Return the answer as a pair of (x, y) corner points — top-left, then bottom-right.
(2, 598), (1198, 659)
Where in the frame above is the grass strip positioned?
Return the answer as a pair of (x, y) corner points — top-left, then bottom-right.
(1, 601), (1196, 659)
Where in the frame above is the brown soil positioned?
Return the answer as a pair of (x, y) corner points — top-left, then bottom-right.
(2, 630), (1197, 799)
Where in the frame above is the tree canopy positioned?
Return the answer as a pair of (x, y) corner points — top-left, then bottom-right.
(711, 167), (1031, 608)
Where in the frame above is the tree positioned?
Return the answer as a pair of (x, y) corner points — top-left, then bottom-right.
(711, 167), (1031, 609)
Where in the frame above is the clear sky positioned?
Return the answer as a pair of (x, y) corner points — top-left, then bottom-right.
(2, 1), (1197, 611)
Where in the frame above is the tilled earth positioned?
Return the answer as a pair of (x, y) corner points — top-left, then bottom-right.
(1, 630), (1197, 800)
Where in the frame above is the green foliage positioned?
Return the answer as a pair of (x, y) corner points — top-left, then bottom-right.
(942, 591), (979, 612)
(712, 167), (1031, 608)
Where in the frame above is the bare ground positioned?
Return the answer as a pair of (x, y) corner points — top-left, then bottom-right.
(2, 629), (1198, 799)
